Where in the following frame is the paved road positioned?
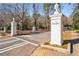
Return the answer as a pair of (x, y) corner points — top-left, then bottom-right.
(0, 32), (70, 56)
(18, 32), (51, 43)
(0, 37), (39, 56)
(0, 44), (37, 56)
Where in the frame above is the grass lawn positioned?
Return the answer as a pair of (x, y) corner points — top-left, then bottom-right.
(74, 29), (79, 33)
(43, 31), (72, 49)
(43, 40), (68, 49)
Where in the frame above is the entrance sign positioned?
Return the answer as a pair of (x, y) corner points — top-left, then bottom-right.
(50, 4), (63, 46)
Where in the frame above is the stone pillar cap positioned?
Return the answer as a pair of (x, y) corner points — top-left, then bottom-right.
(53, 3), (60, 15)
(12, 18), (15, 22)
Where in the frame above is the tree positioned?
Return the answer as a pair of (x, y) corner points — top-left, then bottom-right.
(73, 13), (79, 29)
(0, 3), (29, 30)
(72, 3), (79, 29)
(43, 3), (55, 30)
(32, 3), (38, 30)
(12, 4), (28, 30)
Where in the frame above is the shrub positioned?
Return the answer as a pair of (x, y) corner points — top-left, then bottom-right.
(75, 29), (79, 33)
(38, 23), (46, 29)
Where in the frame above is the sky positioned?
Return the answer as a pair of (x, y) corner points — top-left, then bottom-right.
(61, 3), (77, 17)
(27, 3), (45, 16)
(0, 3), (77, 18)
(27, 3), (77, 17)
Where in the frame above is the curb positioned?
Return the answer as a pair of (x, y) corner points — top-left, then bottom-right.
(40, 43), (71, 54)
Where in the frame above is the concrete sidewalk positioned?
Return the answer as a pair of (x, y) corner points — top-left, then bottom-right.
(32, 47), (69, 56)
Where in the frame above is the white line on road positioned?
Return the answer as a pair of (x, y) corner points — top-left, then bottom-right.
(15, 37), (39, 46)
(0, 42), (28, 53)
(0, 37), (39, 54)
(21, 35), (32, 38)
(0, 39), (19, 45)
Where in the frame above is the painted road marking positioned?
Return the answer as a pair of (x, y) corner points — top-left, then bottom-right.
(0, 37), (39, 53)
(21, 35), (32, 38)
(15, 37), (39, 46)
(0, 39), (19, 45)
(0, 42), (28, 53)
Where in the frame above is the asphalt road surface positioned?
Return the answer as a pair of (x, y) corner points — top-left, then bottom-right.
(0, 32), (73, 56)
